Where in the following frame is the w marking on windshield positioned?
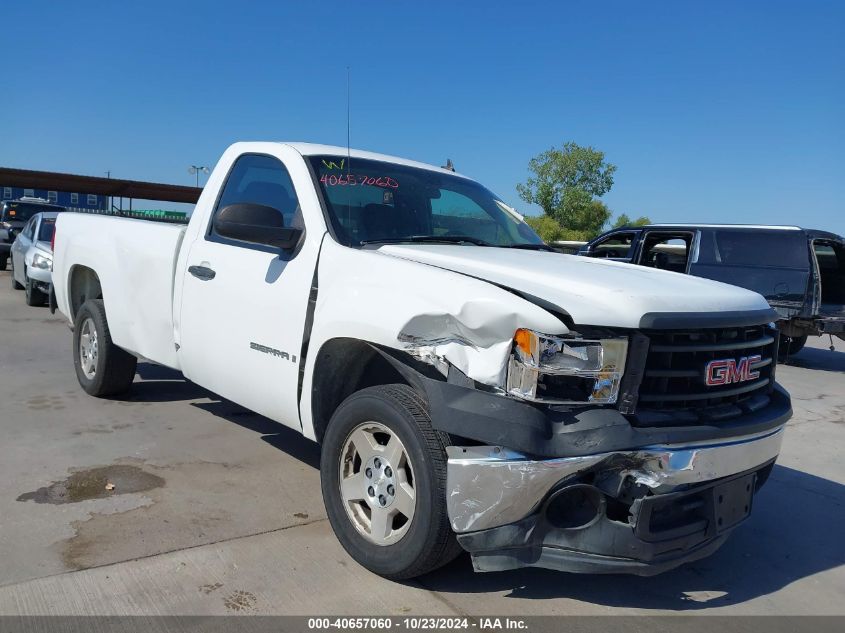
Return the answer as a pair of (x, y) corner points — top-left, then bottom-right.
(322, 159), (345, 170)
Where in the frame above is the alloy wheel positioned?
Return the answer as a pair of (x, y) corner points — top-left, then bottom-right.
(338, 421), (416, 546)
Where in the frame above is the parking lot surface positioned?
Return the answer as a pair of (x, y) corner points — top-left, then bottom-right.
(0, 268), (843, 616)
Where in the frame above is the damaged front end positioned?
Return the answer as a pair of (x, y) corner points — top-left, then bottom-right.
(446, 429), (783, 575)
(382, 293), (790, 575)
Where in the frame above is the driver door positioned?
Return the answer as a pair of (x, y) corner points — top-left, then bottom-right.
(177, 153), (318, 430)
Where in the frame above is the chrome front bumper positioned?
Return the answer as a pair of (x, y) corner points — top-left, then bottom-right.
(446, 426), (785, 534)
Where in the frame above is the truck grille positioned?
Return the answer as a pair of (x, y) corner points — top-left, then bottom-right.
(632, 324), (778, 425)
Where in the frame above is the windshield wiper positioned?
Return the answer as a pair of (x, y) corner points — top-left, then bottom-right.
(360, 235), (493, 247)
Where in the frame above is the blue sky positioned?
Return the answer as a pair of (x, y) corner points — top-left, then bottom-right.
(3, 1), (843, 230)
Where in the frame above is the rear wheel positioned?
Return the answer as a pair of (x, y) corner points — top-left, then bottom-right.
(321, 384), (461, 579)
(25, 274), (46, 306)
(778, 334), (808, 360)
(73, 299), (137, 396)
(0, 255), (7, 271)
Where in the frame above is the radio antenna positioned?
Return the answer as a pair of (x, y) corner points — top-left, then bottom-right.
(346, 66), (351, 172)
(345, 66), (352, 230)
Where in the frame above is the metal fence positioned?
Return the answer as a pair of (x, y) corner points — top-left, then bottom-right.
(69, 207), (189, 224)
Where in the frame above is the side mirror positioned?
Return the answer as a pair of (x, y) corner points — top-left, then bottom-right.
(213, 203), (303, 251)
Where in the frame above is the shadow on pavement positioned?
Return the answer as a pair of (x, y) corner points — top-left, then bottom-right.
(414, 464), (845, 610)
(191, 399), (321, 470)
(127, 363), (321, 468)
(783, 344), (845, 373)
(116, 362), (212, 402)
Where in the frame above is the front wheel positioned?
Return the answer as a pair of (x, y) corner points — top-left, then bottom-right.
(11, 267), (23, 290)
(73, 299), (138, 397)
(321, 384), (462, 579)
(778, 334), (808, 360)
(25, 275), (46, 306)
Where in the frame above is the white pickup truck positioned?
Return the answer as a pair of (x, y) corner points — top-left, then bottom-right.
(52, 142), (791, 579)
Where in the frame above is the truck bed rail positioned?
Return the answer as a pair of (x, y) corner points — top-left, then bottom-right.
(71, 208), (190, 224)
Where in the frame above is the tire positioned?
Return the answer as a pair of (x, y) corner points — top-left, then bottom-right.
(321, 384), (462, 579)
(73, 299), (138, 397)
(778, 334), (808, 360)
(11, 265), (24, 290)
(25, 274), (46, 306)
(0, 256), (7, 271)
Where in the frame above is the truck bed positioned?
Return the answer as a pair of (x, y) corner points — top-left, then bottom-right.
(53, 213), (188, 369)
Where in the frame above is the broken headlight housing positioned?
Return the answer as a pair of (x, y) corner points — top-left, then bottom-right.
(506, 329), (628, 404)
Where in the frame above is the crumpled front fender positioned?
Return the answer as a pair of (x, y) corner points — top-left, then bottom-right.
(310, 240), (566, 387)
(298, 240), (566, 439)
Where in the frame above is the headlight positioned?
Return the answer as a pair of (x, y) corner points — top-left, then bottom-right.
(32, 252), (52, 270)
(506, 329), (628, 404)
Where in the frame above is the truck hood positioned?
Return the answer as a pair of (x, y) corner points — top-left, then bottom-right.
(377, 244), (772, 329)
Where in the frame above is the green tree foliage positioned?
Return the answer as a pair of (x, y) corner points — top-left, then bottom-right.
(524, 216), (564, 242)
(524, 216), (592, 243)
(612, 213), (652, 229)
(517, 142), (616, 238)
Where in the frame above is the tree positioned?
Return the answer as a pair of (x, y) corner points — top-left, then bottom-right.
(524, 216), (594, 243)
(611, 214), (651, 229)
(517, 141), (616, 238)
(570, 199), (612, 234)
(524, 215), (565, 243)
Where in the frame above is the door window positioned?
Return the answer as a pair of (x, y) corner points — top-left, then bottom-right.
(590, 232), (636, 259)
(814, 241), (845, 306)
(639, 232), (693, 273)
(24, 217), (37, 240)
(813, 243), (839, 270)
(209, 154), (303, 245)
(707, 230), (808, 268)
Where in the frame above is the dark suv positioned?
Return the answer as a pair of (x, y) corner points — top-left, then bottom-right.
(579, 224), (845, 357)
(0, 198), (66, 270)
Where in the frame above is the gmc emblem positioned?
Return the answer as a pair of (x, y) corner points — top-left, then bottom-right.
(705, 355), (762, 386)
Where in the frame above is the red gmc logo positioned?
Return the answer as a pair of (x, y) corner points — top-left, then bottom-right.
(705, 355), (762, 386)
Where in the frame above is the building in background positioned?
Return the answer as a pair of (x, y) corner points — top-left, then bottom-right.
(1, 185), (107, 212)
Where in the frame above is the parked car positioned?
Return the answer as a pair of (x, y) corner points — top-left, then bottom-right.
(0, 197), (65, 271)
(579, 224), (845, 357)
(10, 211), (60, 305)
(51, 143), (790, 579)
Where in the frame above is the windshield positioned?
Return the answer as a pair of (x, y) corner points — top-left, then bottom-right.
(308, 155), (545, 248)
(2, 202), (65, 223)
(38, 219), (56, 242)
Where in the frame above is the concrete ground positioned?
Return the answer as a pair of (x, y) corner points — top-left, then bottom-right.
(0, 267), (842, 616)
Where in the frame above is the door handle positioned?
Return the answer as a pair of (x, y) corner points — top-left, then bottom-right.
(188, 265), (216, 281)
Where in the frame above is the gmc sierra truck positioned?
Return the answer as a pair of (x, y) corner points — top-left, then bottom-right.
(52, 142), (792, 579)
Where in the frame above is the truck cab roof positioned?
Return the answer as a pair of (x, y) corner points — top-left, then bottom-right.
(612, 223), (843, 241)
(273, 141), (471, 179)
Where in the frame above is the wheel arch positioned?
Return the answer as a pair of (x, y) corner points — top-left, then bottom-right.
(67, 265), (103, 322)
(309, 338), (435, 444)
